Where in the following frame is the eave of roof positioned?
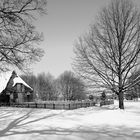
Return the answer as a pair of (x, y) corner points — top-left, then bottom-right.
(13, 76), (33, 90)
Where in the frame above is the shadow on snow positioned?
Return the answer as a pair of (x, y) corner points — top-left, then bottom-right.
(0, 107), (140, 140)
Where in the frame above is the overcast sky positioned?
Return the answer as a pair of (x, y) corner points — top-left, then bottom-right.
(30, 0), (140, 78)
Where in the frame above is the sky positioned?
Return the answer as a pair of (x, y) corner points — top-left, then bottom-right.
(30, 0), (140, 78)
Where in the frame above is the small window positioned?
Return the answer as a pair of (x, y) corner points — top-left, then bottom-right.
(27, 92), (30, 95)
(16, 84), (21, 92)
(21, 85), (25, 92)
(6, 92), (10, 95)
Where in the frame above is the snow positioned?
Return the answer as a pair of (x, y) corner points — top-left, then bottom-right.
(13, 76), (33, 90)
(0, 100), (140, 140)
(0, 71), (33, 93)
(0, 71), (12, 93)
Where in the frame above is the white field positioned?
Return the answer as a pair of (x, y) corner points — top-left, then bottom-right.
(0, 100), (140, 140)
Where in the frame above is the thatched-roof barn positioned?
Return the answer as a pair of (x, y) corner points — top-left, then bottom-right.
(0, 71), (33, 103)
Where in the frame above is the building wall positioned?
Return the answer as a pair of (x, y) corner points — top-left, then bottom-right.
(13, 83), (33, 103)
(0, 71), (33, 103)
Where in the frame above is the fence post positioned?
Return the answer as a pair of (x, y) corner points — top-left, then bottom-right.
(69, 104), (70, 110)
(35, 103), (37, 108)
(63, 104), (65, 109)
(53, 103), (55, 109)
(44, 104), (46, 108)
(81, 101), (82, 108)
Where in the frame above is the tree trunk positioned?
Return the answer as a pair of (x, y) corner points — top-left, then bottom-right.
(118, 91), (124, 109)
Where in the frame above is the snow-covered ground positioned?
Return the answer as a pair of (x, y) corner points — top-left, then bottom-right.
(0, 100), (140, 140)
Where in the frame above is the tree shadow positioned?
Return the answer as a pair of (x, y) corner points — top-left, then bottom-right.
(0, 112), (12, 120)
(1, 124), (140, 140)
(0, 108), (140, 140)
(0, 108), (65, 137)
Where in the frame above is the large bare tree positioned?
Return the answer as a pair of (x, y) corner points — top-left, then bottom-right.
(73, 0), (140, 109)
(0, 0), (47, 71)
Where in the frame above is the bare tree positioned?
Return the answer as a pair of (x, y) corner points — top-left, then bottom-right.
(73, 0), (140, 109)
(57, 71), (86, 101)
(0, 0), (47, 71)
(37, 73), (56, 101)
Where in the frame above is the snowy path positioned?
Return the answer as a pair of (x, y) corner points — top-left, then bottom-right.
(0, 100), (140, 140)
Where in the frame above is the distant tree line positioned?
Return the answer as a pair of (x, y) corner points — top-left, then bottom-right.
(21, 71), (87, 101)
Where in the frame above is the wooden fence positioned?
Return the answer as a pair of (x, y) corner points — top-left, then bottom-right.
(0, 100), (114, 110)
(100, 100), (114, 106)
(0, 101), (96, 110)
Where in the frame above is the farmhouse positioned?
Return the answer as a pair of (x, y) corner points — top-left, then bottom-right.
(0, 71), (33, 103)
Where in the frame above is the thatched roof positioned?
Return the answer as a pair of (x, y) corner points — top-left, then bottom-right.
(0, 71), (33, 93)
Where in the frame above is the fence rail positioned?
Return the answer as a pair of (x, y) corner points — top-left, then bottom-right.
(0, 100), (114, 110)
(100, 100), (114, 106)
(0, 101), (96, 110)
